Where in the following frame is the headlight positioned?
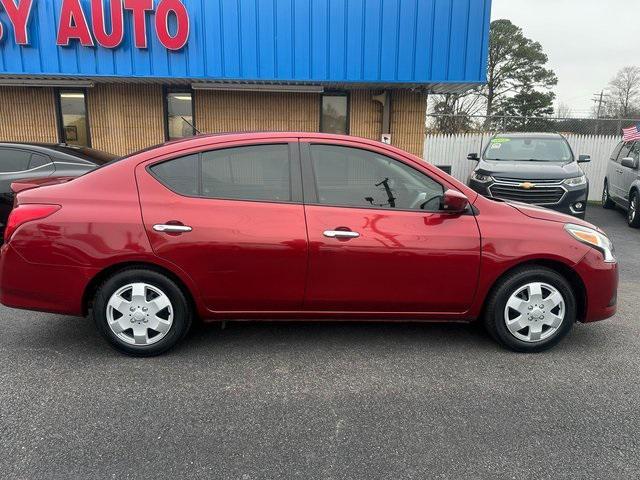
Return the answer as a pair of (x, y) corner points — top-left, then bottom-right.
(564, 175), (587, 187)
(565, 224), (615, 263)
(471, 172), (494, 183)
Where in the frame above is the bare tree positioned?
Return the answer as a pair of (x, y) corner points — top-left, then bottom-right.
(555, 102), (573, 119)
(608, 66), (640, 118)
(428, 89), (486, 133)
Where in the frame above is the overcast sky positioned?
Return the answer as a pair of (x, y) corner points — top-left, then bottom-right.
(491, 0), (640, 117)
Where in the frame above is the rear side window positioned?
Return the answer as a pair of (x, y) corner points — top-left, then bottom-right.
(0, 148), (31, 173)
(150, 144), (292, 202)
(29, 153), (52, 169)
(202, 145), (291, 202)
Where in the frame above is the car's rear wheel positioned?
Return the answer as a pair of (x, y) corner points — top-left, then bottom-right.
(627, 191), (640, 228)
(602, 180), (615, 209)
(484, 267), (576, 352)
(93, 269), (192, 356)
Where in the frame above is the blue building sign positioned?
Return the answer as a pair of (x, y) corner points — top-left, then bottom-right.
(0, 0), (491, 87)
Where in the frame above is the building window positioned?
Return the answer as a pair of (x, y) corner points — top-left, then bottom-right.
(165, 90), (195, 141)
(56, 89), (90, 147)
(320, 93), (349, 134)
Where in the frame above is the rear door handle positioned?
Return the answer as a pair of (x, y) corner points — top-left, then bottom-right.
(153, 224), (193, 233)
(323, 230), (360, 239)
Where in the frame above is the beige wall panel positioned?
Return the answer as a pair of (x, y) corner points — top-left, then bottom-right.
(0, 87), (58, 143)
(391, 91), (426, 157)
(88, 84), (164, 156)
(349, 90), (383, 141)
(196, 91), (319, 134)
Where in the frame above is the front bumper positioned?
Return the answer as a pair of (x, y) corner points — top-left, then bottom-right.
(469, 179), (589, 218)
(574, 249), (618, 323)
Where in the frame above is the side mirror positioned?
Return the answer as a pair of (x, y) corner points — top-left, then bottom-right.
(621, 157), (639, 170)
(467, 153), (480, 161)
(578, 154), (591, 163)
(441, 189), (469, 213)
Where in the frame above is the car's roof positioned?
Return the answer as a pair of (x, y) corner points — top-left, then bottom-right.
(128, 131), (410, 158)
(0, 142), (118, 165)
(493, 132), (564, 139)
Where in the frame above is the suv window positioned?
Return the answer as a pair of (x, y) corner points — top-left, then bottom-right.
(611, 142), (624, 162)
(618, 142), (634, 162)
(0, 148), (31, 173)
(629, 142), (640, 161)
(150, 144), (292, 202)
(310, 145), (444, 211)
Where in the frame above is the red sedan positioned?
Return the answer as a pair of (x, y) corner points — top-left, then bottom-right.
(0, 133), (618, 356)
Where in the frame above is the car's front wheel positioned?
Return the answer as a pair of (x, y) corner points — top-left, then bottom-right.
(484, 267), (576, 352)
(93, 268), (193, 356)
(602, 180), (615, 209)
(628, 191), (640, 228)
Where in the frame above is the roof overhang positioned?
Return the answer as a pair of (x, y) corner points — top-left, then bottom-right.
(0, 75), (482, 95)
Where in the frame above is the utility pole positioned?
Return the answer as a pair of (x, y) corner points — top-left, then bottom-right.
(592, 90), (608, 135)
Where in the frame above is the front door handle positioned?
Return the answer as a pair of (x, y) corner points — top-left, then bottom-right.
(153, 224), (193, 233)
(323, 230), (360, 239)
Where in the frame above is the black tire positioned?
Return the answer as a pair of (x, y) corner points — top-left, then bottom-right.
(483, 267), (576, 353)
(628, 191), (640, 228)
(93, 268), (193, 356)
(602, 180), (615, 209)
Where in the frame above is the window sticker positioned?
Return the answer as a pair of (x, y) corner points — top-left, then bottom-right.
(491, 138), (511, 144)
(490, 143), (502, 150)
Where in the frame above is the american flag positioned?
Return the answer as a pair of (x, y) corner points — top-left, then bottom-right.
(623, 123), (640, 142)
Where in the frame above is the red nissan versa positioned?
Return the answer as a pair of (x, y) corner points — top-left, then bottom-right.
(0, 133), (618, 356)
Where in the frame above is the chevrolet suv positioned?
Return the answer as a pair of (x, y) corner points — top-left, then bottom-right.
(467, 133), (591, 218)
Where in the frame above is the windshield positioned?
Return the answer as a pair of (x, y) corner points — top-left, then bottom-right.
(484, 136), (573, 162)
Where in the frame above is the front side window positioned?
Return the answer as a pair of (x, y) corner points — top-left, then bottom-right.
(57, 90), (90, 147)
(617, 142), (634, 162)
(310, 145), (444, 211)
(629, 142), (640, 161)
(611, 142), (624, 162)
(484, 136), (573, 162)
(320, 94), (349, 134)
(150, 144), (292, 203)
(165, 91), (195, 141)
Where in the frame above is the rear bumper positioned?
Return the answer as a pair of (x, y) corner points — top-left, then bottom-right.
(575, 249), (618, 323)
(0, 243), (96, 316)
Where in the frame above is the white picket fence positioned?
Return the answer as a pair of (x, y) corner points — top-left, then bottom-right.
(423, 133), (621, 201)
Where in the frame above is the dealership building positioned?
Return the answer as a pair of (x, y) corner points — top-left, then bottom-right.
(0, 0), (490, 157)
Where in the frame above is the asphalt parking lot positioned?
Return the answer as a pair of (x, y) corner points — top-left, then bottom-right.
(1, 206), (639, 480)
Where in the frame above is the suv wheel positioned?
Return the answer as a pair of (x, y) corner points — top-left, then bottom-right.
(484, 267), (576, 352)
(628, 191), (640, 228)
(602, 180), (615, 209)
(93, 269), (193, 356)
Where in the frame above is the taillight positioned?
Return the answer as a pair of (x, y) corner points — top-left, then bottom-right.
(4, 204), (61, 242)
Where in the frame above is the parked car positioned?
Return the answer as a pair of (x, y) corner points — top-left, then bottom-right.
(0, 143), (117, 239)
(467, 133), (591, 218)
(0, 133), (618, 356)
(602, 140), (640, 227)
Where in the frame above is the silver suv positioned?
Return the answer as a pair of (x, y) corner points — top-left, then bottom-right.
(603, 140), (640, 227)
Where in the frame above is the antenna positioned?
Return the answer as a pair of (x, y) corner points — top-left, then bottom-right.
(181, 116), (202, 135)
